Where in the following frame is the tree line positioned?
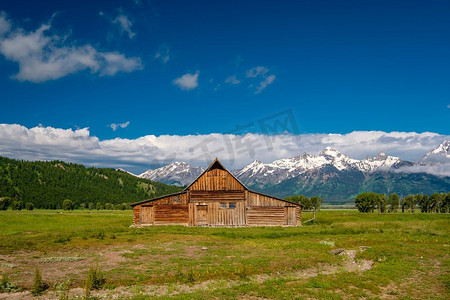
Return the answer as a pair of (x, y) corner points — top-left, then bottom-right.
(0, 197), (133, 211)
(354, 192), (450, 213)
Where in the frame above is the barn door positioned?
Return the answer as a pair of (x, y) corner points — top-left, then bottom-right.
(140, 206), (154, 225)
(196, 205), (208, 226)
(284, 206), (296, 226)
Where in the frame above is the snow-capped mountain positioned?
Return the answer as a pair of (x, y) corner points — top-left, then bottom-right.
(127, 142), (450, 200)
(139, 162), (204, 187)
(234, 147), (406, 185)
(423, 140), (450, 163)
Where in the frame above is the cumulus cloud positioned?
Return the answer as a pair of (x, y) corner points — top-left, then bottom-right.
(0, 12), (142, 82)
(225, 75), (240, 85)
(154, 44), (170, 63)
(0, 123), (449, 175)
(246, 66), (275, 93)
(173, 72), (199, 90)
(112, 14), (136, 39)
(108, 121), (130, 131)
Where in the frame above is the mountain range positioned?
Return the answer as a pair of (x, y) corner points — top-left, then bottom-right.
(137, 141), (450, 202)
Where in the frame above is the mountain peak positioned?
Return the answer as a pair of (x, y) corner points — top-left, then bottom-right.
(423, 140), (450, 162)
(429, 140), (450, 155)
(319, 147), (342, 157)
(374, 152), (387, 159)
(139, 162), (204, 186)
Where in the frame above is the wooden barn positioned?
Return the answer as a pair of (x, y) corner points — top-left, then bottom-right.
(131, 158), (302, 227)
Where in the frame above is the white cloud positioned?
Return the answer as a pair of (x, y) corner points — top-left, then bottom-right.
(173, 72), (199, 90)
(447, 104), (450, 109)
(154, 44), (170, 63)
(0, 12), (142, 82)
(108, 121), (130, 131)
(99, 53), (142, 76)
(225, 75), (240, 85)
(395, 164), (450, 177)
(112, 14), (136, 39)
(255, 74), (276, 94)
(0, 124), (449, 176)
(246, 66), (276, 93)
(0, 12), (11, 35)
(246, 66), (269, 78)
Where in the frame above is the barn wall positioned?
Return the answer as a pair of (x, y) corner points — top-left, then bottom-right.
(247, 206), (285, 226)
(296, 206), (302, 226)
(246, 191), (288, 207)
(133, 205), (140, 226)
(190, 191), (245, 201)
(189, 169), (245, 191)
(133, 192), (188, 226)
(154, 204), (189, 225)
(246, 191), (300, 226)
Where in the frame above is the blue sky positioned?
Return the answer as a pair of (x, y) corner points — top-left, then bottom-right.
(0, 1), (449, 172)
(0, 0), (449, 140)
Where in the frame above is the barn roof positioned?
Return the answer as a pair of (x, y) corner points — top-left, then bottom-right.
(130, 191), (186, 207)
(183, 157), (249, 191)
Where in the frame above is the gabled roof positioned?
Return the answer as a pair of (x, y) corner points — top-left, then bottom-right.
(183, 157), (249, 191)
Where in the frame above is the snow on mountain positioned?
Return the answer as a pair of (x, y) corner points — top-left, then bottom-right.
(356, 152), (403, 172)
(423, 140), (450, 162)
(234, 159), (291, 185)
(138, 162), (204, 187)
(130, 141), (449, 188)
(235, 147), (406, 185)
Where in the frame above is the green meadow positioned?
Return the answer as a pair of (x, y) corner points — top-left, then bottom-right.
(0, 210), (448, 299)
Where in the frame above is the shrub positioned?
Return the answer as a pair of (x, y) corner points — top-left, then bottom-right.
(88, 202), (94, 210)
(104, 203), (113, 210)
(62, 199), (74, 211)
(31, 269), (49, 296)
(84, 265), (105, 298)
(11, 201), (24, 211)
(26, 202), (34, 211)
(95, 202), (103, 210)
(79, 203), (86, 210)
(0, 274), (19, 292)
(0, 197), (11, 210)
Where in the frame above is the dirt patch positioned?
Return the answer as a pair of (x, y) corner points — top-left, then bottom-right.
(0, 245), (375, 299)
(0, 246), (140, 289)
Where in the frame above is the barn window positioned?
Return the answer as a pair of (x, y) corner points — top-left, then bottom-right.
(229, 202), (236, 208)
(220, 203), (227, 208)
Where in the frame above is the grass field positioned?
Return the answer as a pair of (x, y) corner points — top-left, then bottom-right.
(0, 210), (448, 299)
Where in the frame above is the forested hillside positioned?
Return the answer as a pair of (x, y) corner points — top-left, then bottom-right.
(0, 156), (182, 209)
